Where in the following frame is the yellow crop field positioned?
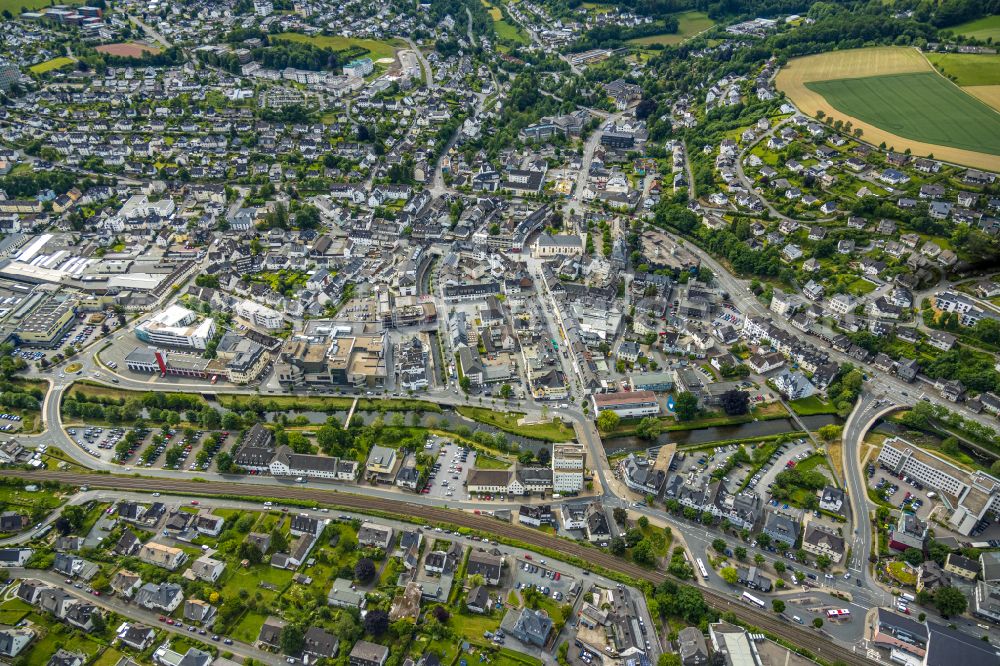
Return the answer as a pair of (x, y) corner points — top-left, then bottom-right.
(776, 46), (1000, 171)
(966, 85), (1000, 112)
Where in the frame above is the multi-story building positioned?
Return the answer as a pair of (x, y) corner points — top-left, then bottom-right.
(889, 512), (928, 552)
(869, 608), (927, 658)
(551, 443), (586, 494)
(135, 305), (215, 350)
(878, 437), (1000, 536)
(270, 446), (359, 481)
(235, 300), (283, 331)
(591, 390), (660, 418)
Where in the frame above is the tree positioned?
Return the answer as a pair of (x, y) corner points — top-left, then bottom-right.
(754, 553), (765, 566)
(903, 548), (924, 566)
(712, 538), (728, 553)
(734, 546), (747, 561)
(673, 392), (699, 421)
(774, 561), (786, 574)
(499, 384), (513, 399)
(816, 554), (831, 569)
(280, 625), (304, 655)
(817, 424), (843, 442)
(772, 599), (785, 614)
(934, 586), (967, 617)
(632, 539), (655, 566)
(613, 507), (628, 524)
(718, 390), (749, 416)
(720, 567), (739, 585)
(635, 417), (662, 441)
(364, 609), (389, 636)
(459, 376), (471, 393)
(597, 410), (620, 432)
(813, 617), (823, 629)
(355, 557), (376, 583)
(609, 537), (627, 556)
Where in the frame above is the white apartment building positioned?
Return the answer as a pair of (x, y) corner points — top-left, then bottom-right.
(877, 437), (1000, 536)
(235, 300), (284, 331)
(551, 443), (586, 493)
(135, 305), (215, 350)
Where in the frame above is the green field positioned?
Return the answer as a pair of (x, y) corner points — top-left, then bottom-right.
(926, 52), (1000, 86)
(806, 72), (1000, 156)
(495, 19), (529, 44)
(272, 33), (403, 62)
(629, 11), (715, 47)
(788, 395), (837, 416)
(29, 57), (75, 74)
(0, 0), (81, 10)
(953, 14), (1000, 43)
(455, 406), (575, 442)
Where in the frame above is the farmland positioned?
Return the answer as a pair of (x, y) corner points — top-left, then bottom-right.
(925, 52), (1000, 86)
(806, 73), (1000, 156)
(629, 11), (715, 47)
(952, 14), (1000, 43)
(776, 46), (1000, 170)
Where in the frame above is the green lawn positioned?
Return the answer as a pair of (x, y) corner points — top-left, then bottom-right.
(271, 33), (403, 62)
(455, 406), (575, 442)
(788, 395), (837, 416)
(29, 57), (75, 74)
(0, 0), (81, 10)
(953, 14), (1000, 43)
(451, 611), (502, 641)
(847, 277), (878, 295)
(474, 454), (511, 469)
(230, 610), (268, 644)
(926, 52), (1000, 86)
(495, 19), (529, 44)
(806, 72), (1000, 156)
(886, 560), (916, 586)
(629, 11), (715, 47)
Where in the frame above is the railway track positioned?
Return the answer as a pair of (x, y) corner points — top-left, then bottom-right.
(10, 470), (872, 665)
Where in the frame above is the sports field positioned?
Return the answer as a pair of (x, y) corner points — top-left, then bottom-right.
(29, 57), (75, 74)
(952, 15), (1000, 43)
(776, 46), (1000, 170)
(926, 52), (1000, 86)
(271, 33), (403, 62)
(629, 11), (715, 47)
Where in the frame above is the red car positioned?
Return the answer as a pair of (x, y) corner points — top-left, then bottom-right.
(166, 619), (175, 625)
(524, 554), (532, 560)
(158, 616), (166, 622)
(190, 500), (199, 506)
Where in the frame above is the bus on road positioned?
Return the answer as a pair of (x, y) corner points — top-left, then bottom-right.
(696, 558), (709, 580)
(826, 609), (851, 619)
(742, 592), (765, 608)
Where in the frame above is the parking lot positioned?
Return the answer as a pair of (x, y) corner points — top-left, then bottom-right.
(868, 460), (934, 521)
(423, 437), (477, 500)
(67, 424), (236, 472)
(754, 439), (818, 494)
(511, 556), (577, 603)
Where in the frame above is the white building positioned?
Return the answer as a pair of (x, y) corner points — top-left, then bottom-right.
(343, 58), (374, 78)
(591, 390), (660, 418)
(551, 443), (585, 493)
(135, 305), (215, 350)
(877, 437), (1000, 536)
(253, 0), (273, 16)
(235, 300), (284, 331)
(269, 446), (359, 481)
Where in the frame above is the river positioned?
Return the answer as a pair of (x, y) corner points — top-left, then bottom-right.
(605, 414), (843, 456)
